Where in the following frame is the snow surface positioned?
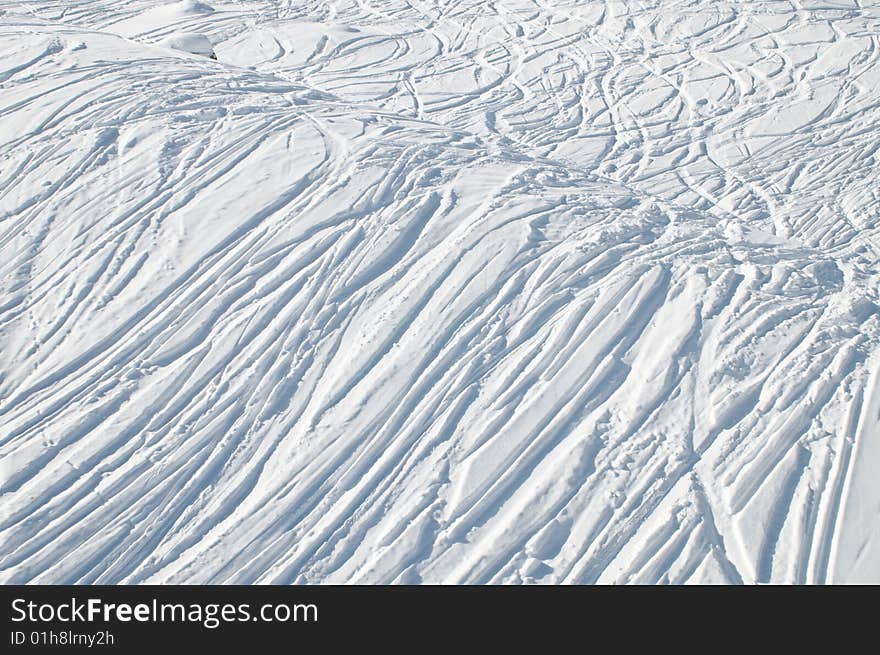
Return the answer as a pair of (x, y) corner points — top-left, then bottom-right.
(157, 33), (216, 58)
(0, 1), (878, 584)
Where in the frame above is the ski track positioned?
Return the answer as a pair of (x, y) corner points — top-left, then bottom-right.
(0, 0), (878, 584)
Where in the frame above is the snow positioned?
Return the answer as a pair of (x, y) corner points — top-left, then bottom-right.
(0, 1), (878, 584)
(157, 33), (216, 58)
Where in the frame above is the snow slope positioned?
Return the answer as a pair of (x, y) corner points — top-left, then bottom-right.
(0, 1), (878, 584)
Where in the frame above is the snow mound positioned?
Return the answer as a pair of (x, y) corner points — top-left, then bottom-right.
(157, 32), (215, 58)
(159, 1), (215, 16)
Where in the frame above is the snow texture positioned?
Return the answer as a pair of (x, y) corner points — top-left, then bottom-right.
(0, 0), (878, 584)
(157, 33), (216, 58)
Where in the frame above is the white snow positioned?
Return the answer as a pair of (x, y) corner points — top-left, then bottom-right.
(0, 0), (878, 584)
(157, 33), (215, 58)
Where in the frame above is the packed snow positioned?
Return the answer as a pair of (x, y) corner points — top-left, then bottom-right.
(0, 1), (878, 584)
(157, 33), (217, 59)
